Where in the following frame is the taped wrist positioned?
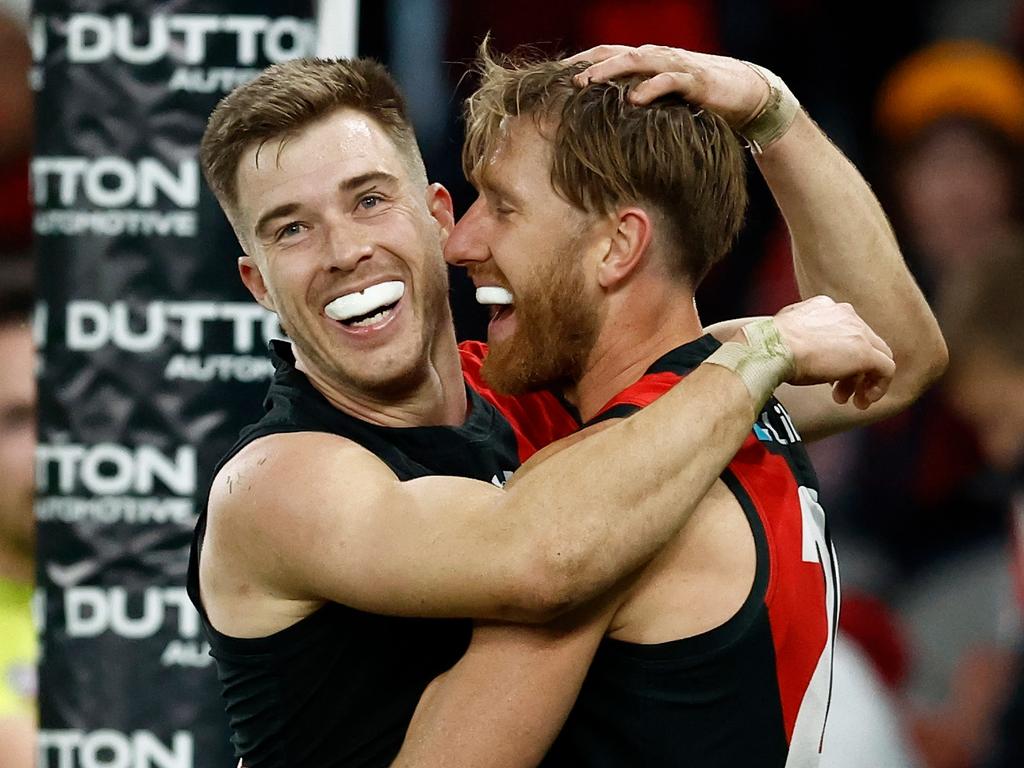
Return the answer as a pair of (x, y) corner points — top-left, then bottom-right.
(737, 63), (800, 154)
(705, 319), (795, 403)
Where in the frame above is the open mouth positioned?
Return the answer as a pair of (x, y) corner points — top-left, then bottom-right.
(325, 280), (405, 328)
(476, 285), (515, 330)
(476, 285), (515, 329)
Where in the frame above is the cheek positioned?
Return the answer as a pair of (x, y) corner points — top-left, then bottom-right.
(0, 430), (34, 487)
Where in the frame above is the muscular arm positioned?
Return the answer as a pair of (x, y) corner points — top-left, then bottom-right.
(572, 45), (948, 441)
(209, 362), (758, 623)
(392, 606), (619, 768)
(755, 111), (947, 439)
(206, 301), (891, 624)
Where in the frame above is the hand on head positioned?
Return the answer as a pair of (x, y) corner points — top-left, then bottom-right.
(563, 44), (770, 128)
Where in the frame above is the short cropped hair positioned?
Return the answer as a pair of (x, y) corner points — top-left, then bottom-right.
(463, 47), (748, 285)
(201, 57), (426, 216)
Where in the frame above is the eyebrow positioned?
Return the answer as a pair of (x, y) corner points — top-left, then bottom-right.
(252, 171), (401, 238)
(477, 171), (524, 208)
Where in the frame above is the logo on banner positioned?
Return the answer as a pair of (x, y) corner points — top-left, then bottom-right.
(32, 156), (198, 238)
(44, 586), (211, 669)
(35, 442), (196, 527)
(31, 13), (316, 92)
(38, 729), (193, 768)
(50, 299), (281, 382)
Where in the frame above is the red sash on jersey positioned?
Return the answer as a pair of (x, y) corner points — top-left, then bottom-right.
(458, 340), (580, 462)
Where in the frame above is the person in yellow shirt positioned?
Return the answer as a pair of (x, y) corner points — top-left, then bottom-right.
(0, 273), (36, 768)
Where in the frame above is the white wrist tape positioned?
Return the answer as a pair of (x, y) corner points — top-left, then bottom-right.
(705, 318), (795, 401)
(738, 63), (800, 154)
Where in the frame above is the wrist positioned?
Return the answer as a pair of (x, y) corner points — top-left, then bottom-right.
(737, 63), (800, 154)
(705, 319), (795, 404)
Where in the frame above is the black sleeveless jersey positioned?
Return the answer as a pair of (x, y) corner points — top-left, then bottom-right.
(544, 336), (840, 768)
(186, 340), (539, 768)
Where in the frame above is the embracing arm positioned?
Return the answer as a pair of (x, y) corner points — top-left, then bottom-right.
(571, 45), (947, 441)
(209, 362), (758, 624)
(207, 300), (892, 623)
(755, 111), (947, 438)
(392, 604), (619, 768)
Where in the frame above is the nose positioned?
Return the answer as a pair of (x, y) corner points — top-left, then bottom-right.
(324, 221), (373, 272)
(445, 197), (490, 268)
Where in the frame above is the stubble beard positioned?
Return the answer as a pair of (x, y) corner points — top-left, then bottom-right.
(292, 251), (453, 400)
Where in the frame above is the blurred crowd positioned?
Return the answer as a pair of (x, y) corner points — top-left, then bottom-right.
(3, 1), (1024, 766)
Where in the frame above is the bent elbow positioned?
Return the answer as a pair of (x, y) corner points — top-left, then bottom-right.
(506, 537), (597, 623)
(887, 331), (950, 413)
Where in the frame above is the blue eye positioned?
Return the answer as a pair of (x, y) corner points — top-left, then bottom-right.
(277, 222), (306, 240)
(359, 194), (382, 210)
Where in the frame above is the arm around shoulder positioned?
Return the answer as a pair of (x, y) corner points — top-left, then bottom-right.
(204, 431), (565, 623)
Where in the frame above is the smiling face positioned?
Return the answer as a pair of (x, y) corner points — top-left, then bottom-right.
(232, 107), (453, 399)
(447, 117), (605, 394)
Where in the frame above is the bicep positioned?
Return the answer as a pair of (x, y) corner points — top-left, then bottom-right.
(215, 432), (542, 621)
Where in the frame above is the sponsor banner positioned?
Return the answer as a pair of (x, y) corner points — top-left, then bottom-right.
(38, 299), (281, 382)
(34, 2), (318, 765)
(38, 729), (194, 768)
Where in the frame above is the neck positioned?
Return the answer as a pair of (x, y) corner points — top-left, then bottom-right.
(296, 325), (468, 428)
(568, 281), (704, 422)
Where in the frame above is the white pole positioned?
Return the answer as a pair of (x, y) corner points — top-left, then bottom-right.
(316, 0), (360, 58)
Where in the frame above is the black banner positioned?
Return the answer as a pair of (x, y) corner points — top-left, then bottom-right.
(33, 3), (316, 765)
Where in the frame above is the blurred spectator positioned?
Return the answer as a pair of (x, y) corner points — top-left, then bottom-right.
(939, 234), (1024, 768)
(0, 7), (35, 766)
(875, 40), (1024, 297)
(0, 260), (36, 768)
(937, 237), (1024, 765)
(832, 40), (1024, 585)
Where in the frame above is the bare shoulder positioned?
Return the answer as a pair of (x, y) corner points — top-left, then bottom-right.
(204, 432), (396, 593)
(208, 431), (391, 526)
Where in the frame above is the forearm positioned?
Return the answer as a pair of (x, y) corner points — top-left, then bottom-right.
(757, 111), (947, 403)
(393, 613), (612, 768)
(500, 362), (766, 614)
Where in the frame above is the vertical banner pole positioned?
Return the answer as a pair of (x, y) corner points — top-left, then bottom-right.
(30, 2), (361, 765)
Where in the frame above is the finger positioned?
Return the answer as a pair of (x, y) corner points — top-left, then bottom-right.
(863, 370), (892, 403)
(563, 45), (631, 66)
(832, 376), (857, 405)
(857, 350), (896, 407)
(628, 71), (699, 104)
(575, 48), (682, 85)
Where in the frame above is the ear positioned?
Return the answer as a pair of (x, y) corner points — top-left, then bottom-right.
(426, 183), (455, 245)
(238, 255), (277, 312)
(596, 207), (652, 289)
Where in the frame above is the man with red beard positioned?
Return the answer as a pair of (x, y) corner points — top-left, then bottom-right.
(188, 56), (894, 768)
(391, 46), (947, 767)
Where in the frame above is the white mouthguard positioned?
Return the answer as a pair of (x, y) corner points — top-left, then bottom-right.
(325, 281), (405, 322)
(475, 286), (514, 306)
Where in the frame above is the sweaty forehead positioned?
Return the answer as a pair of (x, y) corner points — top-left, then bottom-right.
(233, 109), (411, 225)
(239, 109), (402, 185)
(477, 116), (553, 191)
